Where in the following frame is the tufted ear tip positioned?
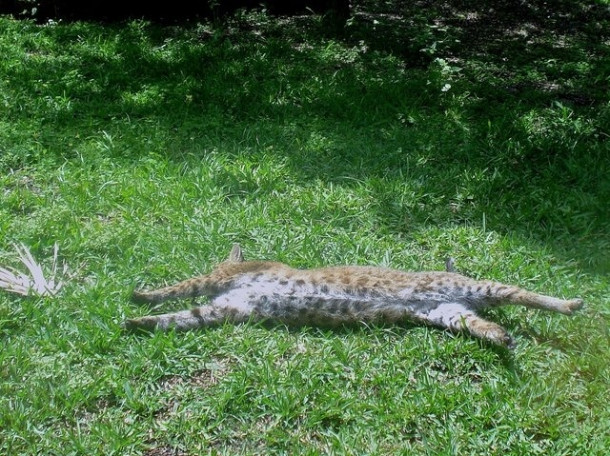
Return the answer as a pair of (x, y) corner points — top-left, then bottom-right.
(445, 257), (456, 273)
(229, 243), (244, 263)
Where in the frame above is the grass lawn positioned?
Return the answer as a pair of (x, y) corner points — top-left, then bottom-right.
(1, 1), (609, 454)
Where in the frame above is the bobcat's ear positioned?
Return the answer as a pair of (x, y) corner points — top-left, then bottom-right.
(445, 257), (456, 273)
(229, 243), (244, 262)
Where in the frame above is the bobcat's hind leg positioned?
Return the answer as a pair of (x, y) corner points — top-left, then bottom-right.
(131, 276), (215, 305)
(122, 305), (251, 332)
(132, 268), (233, 305)
(131, 244), (245, 306)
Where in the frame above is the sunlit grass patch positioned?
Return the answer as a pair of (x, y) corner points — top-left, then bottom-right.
(0, 4), (608, 455)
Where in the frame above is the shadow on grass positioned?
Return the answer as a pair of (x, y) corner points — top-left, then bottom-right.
(2, 0), (608, 272)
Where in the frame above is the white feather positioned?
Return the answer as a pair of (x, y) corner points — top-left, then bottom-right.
(0, 243), (67, 297)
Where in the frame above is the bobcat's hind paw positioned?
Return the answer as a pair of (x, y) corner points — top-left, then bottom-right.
(131, 290), (151, 304)
(121, 316), (157, 332)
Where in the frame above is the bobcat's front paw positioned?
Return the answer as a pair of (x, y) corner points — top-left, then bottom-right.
(562, 298), (584, 315)
(489, 330), (515, 350)
(568, 298), (584, 312)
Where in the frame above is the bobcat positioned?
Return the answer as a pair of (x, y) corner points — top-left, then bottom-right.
(123, 244), (583, 348)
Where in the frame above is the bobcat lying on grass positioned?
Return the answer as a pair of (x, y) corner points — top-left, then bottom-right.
(124, 244), (583, 348)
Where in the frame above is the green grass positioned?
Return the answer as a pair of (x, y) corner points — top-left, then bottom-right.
(1, 2), (609, 454)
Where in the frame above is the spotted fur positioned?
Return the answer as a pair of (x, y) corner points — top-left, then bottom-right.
(123, 244), (583, 347)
